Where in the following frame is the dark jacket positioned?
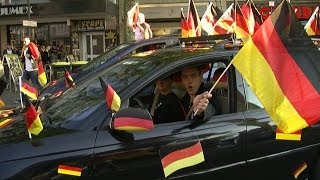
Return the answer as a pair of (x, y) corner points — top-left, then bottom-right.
(41, 51), (51, 65)
(181, 83), (221, 120)
(153, 92), (186, 124)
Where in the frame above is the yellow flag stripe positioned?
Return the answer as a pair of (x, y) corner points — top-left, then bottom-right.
(233, 39), (308, 133)
(163, 151), (204, 177)
(276, 133), (301, 141)
(38, 72), (47, 86)
(29, 116), (43, 135)
(58, 169), (81, 176)
(21, 87), (37, 100)
(111, 93), (121, 112)
(0, 119), (14, 128)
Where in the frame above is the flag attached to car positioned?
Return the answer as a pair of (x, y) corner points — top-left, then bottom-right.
(304, 6), (319, 36)
(160, 141), (205, 178)
(21, 80), (38, 101)
(58, 165), (82, 176)
(275, 128), (301, 141)
(23, 94), (43, 135)
(38, 61), (47, 86)
(293, 162), (307, 179)
(64, 68), (75, 88)
(0, 118), (14, 128)
(99, 77), (121, 112)
(232, 0), (320, 133)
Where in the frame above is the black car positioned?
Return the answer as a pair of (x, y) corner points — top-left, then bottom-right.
(42, 36), (180, 95)
(1, 40), (320, 180)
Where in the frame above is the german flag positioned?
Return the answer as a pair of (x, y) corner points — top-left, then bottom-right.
(112, 107), (154, 131)
(160, 141), (205, 178)
(233, 3), (251, 42)
(0, 118), (14, 128)
(232, 0), (320, 133)
(241, 0), (263, 35)
(99, 77), (121, 112)
(21, 80), (38, 101)
(276, 127), (301, 141)
(127, 3), (139, 27)
(304, 6), (320, 36)
(181, 8), (190, 38)
(64, 68), (75, 88)
(213, 3), (234, 35)
(38, 61), (47, 86)
(23, 94), (43, 135)
(293, 162), (307, 179)
(57, 165), (82, 176)
(0, 99), (5, 109)
(187, 0), (201, 37)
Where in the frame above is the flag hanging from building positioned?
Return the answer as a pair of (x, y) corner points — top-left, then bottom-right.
(38, 61), (47, 86)
(181, 8), (190, 38)
(304, 6), (320, 35)
(127, 3), (139, 27)
(187, 0), (201, 37)
(232, 0), (320, 133)
(64, 68), (75, 88)
(99, 77), (121, 112)
(21, 79), (39, 101)
(23, 94), (43, 135)
(241, 0), (263, 35)
(200, 2), (217, 35)
(160, 141), (205, 178)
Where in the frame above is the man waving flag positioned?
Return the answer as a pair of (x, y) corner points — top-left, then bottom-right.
(232, 0), (320, 133)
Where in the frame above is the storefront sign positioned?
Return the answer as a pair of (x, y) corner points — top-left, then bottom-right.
(23, 20), (37, 27)
(73, 19), (105, 31)
(0, 5), (34, 16)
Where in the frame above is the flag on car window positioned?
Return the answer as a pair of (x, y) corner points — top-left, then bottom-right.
(159, 141), (205, 178)
(58, 165), (82, 176)
(181, 8), (190, 38)
(99, 77), (121, 112)
(275, 127), (301, 141)
(233, 3), (251, 42)
(23, 94), (43, 135)
(241, 0), (263, 35)
(64, 68), (75, 88)
(200, 2), (217, 35)
(112, 107), (154, 131)
(304, 6), (319, 36)
(293, 162), (307, 179)
(213, 3), (234, 35)
(21, 79), (38, 101)
(38, 61), (47, 86)
(187, 0), (201, 37)
(232, 0), (320, 133)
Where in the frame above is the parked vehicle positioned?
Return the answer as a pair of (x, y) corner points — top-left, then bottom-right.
(1, 39), (320, 180)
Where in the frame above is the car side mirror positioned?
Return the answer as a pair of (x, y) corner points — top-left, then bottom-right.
(111, 107), (154, 131)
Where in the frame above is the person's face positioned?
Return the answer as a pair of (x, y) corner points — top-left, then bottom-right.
(23, 38), (30, 46)
(181, 67), (202, 96)
(156, 78), (172, 94)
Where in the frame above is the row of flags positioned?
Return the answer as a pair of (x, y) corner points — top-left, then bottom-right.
(181, 0), (319, 40)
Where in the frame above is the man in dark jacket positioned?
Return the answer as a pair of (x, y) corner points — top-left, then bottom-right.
(151, 75), (186, 124)
(180, 66), (221, 120)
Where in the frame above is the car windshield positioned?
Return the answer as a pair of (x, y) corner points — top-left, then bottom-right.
(44, 57), (163, 128)
(78, 43), (133, 71)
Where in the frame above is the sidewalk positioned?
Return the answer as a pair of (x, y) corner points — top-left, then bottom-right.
(1, 87), (20, 109)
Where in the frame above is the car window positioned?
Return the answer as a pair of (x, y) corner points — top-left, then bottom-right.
(78, 43), (132, 71)
(43, 58), (163, 129)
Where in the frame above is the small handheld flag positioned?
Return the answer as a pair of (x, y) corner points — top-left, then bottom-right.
(23, 94), (43, 135)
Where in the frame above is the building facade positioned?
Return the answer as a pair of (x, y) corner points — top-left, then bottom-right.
(0, 0), (118, 61)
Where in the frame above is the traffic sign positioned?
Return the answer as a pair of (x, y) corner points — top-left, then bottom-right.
(23, 20), (37, 27)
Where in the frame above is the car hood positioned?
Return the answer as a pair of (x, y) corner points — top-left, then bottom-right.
(0, 111), (96, 163)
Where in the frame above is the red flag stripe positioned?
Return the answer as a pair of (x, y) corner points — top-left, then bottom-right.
(26, 103), (39, 129)
(161, 142), (203, 168)
(114, 117), (154, 130)
(106, 85), (115, 109)
(253, 18), (320, 124)
(58, 165), (82, 172)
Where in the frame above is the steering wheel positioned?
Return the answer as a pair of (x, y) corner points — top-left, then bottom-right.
(132, 97), (153, 119)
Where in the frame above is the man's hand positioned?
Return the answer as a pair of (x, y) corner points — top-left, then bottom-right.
(193, 91), (212, 115)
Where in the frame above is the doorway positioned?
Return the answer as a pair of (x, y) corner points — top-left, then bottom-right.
(82, 32), (105, 61)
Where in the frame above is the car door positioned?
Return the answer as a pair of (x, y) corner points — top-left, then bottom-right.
(237, 72), (320, 179)
(93, 112), (246, 179)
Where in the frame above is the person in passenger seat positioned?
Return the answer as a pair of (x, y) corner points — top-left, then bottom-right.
(180, 66), (221, 120)
(151, 75), (186, 124)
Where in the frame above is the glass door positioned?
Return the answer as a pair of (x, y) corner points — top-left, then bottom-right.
(82, 32), (105, 61)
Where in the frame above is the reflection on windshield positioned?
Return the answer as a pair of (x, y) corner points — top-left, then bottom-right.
(79, 43), (132, 71)
(45, 58), (162, 129)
